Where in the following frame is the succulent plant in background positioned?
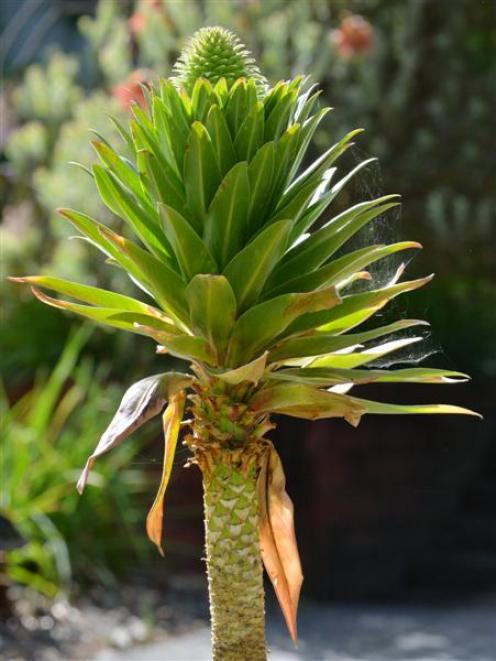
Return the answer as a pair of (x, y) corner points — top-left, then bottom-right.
(12, 26), (479, 661)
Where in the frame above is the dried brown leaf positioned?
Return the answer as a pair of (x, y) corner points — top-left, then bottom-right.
(258, 446), (303, 644)
(77, 372), (191, 493)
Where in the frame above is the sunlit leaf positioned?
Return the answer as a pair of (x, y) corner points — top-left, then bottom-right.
(92, 164), (170, 260)
(138, 149), (187, 216)
(227, 286), (341, 366)
(349, 397), (482, 420)
(285, 107), (330, 184)
(27, 287), (173, 338)
(98, 226), (189, 322)
(225, 78), (258, 136)
(92, 140), (153, 212)
(204, 162), (250, 268)
(214, 352), (268, 385)
(223, 219), (292, 312)
(159, 204), (217, 279)
(186, 274), (237, 360)
(270, 195), (401, 288)
(266, 241), (421, 297)
(251, 382), (366, 420)
(134, 325), (216, 364)
(184, 121), (222, 230)
(205, 104), (237, 175)
(269, 319), (429, 363)
(234, 100), (264, 161)
(247, 141), (275, 232)
(311, 336), (423, 369)
(269, 367), (470, 387)
(284, 276), (433, 339)
(10, 275), (170, 321)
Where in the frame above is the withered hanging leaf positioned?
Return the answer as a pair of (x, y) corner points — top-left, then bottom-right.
(77, 372), (192, 493)
(258, 446), (303, 644)
(146, 390), (186, 554)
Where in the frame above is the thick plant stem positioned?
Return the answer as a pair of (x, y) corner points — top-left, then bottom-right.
(202, 452), (267, 661)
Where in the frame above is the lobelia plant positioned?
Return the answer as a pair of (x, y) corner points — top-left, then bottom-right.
(12, 26), (480, 661)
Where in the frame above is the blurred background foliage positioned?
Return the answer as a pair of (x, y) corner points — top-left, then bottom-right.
(1, 326), (155, 596)
(1, 0), (495, 602)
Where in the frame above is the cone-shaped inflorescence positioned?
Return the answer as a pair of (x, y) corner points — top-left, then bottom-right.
(174, 26), (267, 95)
(12, 23), (480, 661)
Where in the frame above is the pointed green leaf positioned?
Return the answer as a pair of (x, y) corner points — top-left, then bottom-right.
(311, 336), (423, 368)
(184, 121), (222, 231)
(226, 78), (258, 136)
(139, 149), (187, 217)
(264, 87), (298, 141)
(310, 276), (433, 336)
(289, 157), (378, 245)
(269, 366), (471, 387)
(108, 114), (135, 153)
(191, 78), (218, 122)
(266, 241), (421, 297)
(278, 276), (431, 341)
(204, 162), (250, 268)
(251, 382), (366, 420)
(269, 124), (302, 207)
(293, 85), (320, 124)
(186, 274), (237, 359)
(213, 77), (229, 105)
(268, 319), (429, 363)
(234, 101), (264, 162)
(92, 140), (153, 213)
(159, 204), (217, 279)
(268, 174), (334, 227)
(270, 195), (401, 287)
(151, 96), (185, 175)
(205, 104), (237, 175)
(129, 116), (171, 177)
(160, 79), (191, 128)
(286, 107), (331, 184)
(349, 397), (481, 419)
(281, 129), (363, 208)
(92, 164), (170, 260)
(213, 352), (268, 385)
(131, 103), (155, 133)
(223, 219), (292, 312)
(10, 275), (171, 320)
(227, 287), (341, 366)
(98, 226), (189, 322)
(140, 328), (216, 364)
(58, 208), (164, 297)
(263, 81), (287, 117)
(29, 287), (171, 338)
(247, 141), (275, 232)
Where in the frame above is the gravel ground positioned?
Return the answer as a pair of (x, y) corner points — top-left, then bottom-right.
(95, 596), (496, 661)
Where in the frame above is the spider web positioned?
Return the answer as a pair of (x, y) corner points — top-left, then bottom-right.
(338, 144), (440, 368)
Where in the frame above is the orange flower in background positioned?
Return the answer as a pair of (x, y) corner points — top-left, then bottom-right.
(129, 0), (163, 36)
(331, 14), (375, 59)
(113, 70), (151, 110)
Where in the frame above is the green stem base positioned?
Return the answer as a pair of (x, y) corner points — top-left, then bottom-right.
(203, 453), (267, 661)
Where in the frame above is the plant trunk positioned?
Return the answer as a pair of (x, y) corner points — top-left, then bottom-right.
(202, 451), (267, 661)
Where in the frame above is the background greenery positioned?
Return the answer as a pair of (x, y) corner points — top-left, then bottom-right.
(1, 0), (495, 599)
